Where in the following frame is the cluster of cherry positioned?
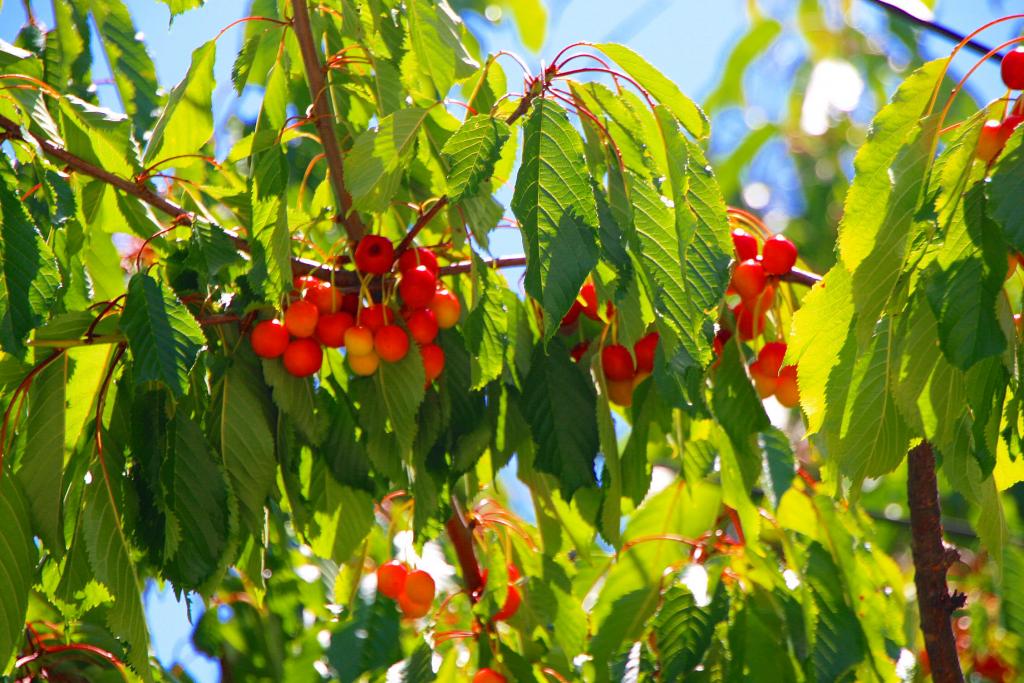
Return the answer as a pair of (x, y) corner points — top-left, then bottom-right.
(717, 229), (801, 407)
(248, 237), (460, 381)
(976, 48), (1024, 163)
(558, 281), (660, 408)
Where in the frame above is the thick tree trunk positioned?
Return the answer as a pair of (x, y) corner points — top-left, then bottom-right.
(907, 441), (965, 683)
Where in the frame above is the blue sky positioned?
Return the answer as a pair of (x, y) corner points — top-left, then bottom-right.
(0, 1), (1015, 680)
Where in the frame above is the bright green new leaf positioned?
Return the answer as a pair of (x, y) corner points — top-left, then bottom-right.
(345, 108), (431, 212)
(407, 0), (478, 97)
(441, 114), (511, 201)
(595, 43), (709, 138)
(120, 273), (206, 397)
(143, 40), (215, 167)
(511, 99), (599, 339)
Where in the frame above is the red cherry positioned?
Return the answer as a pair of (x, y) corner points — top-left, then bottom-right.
(353, 235), (395, 275)
(375, 325), (410, 363)
(1001, 46), (1024, 90)
(731, 228), (759, 261)
(305, 282), (343, 314)
(474, 669), (507, 683)
(561, 300), (583, 328)
(633, 332), (659, 374)
(359, 303), (394, 332)
(749, 359), (777, 399)
(493, 585), (521, 622)
(399, 266), (437, 309)
(731, 258), (766, 300)
(348, 349), (379, 376)
(404, 570), (435, 604)
(762, 236), (798, 275)
(282, 338), (323, 377)
(397, 247), (439, 276)
(344, 325), (375, 356)
(292, 274), (320, 295)
(1002, 114), (1024, 145)
(429, 289), (461, 329)
(315, 311), (354, 348)
(776, 365), (799, 407)
(377, 561), (408, 600)
(406, 308), (439, 344)
(284, 300), (319, 338)
(398, 592), (431, 619)
(421, 343), (445, 383)
(601, 344), (635, 381)
(250, 320), (289, 358)
(580, 282), (600, 320)
(606, 379), (634, 407)
(757, 341), (787, 377)
(506, 564), (521, 581)
(733, 302), (766, 341)
(977, 120), (1005, 163)
(713, 328), (732, 357)
(569, 340), (590, 363)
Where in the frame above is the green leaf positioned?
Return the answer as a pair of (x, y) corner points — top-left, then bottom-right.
(407, 0), (478, 97)
(837, 59), (945, 338)
(328, 597), (401, 682)
(400, 643), (436, 683)
(120, 273), (206, 397)
(0, 475), (36, 675)
(925, 183), (1006, 370)
(15, 354), (66, 552)
(309, 468), (374, 564)
(247, 65), (292, 300)
(989, 125), (1024, 251)
(142, 40), (215, 167)
(345, 108), (430, 212)
(0, 170), (61, 353)
(759, 427), (795, 511)
(166, 415), (230, 590)
(441, 114), (511, 201)
(82, 479), (153, 681)
(262, 358), (327, 446)
(594, 43), (708, 138)
(654, 584), (727, 679)
(0, 38), (33, 67)
(511, 99), (599, 339)
(805, 542), (867, 682)
(88, 0), (161, 134)
(463, 262), (507, 389)
(219, 354), (277, 533)
(712, 342), (770, 458)
(727, 589), (800, 682)
(703, 19), (782, 112)
(520, 341), (598, 499)
(590, 589), (659, 670)
(157, 0), (204, 16)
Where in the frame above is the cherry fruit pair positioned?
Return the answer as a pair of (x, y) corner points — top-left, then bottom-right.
(376, 561), (436, 619)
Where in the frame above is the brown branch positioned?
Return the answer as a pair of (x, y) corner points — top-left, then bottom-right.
(289, 0), (364, 241)
(907, 441), (965, 683)
(779, 266), (821, 287)
(394, 197), (450, 256)
(445, 495), (485, 600)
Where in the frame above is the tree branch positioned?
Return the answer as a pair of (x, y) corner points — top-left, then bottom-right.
(863, 0), (1003, 58)
(290, 0), (364, 241)
(907, 441), (965, 683)
(445, 495), (485, 600)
